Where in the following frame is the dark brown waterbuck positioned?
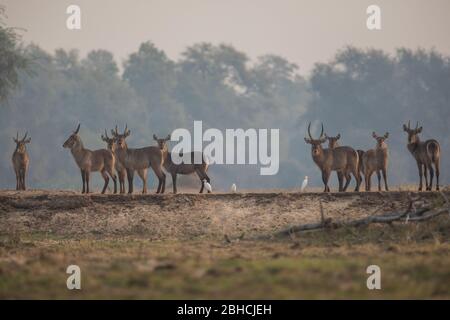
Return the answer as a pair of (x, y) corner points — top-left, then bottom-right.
(63, 124), (117, 194)
(305, 123), (361, 192)
(111, 125), (166, 194)
(12, 132), (31, 191)
(403, 121), (440, 191)
(153, 134), (211, 194)
(362, 132), (389, 191)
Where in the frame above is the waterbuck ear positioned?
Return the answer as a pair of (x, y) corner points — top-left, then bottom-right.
(417, 127), (423, 133)
(336, 133), (341, 139)
(24, 138), (31, 144)
(304, 137), (312, 144)
(125, 129), (131, 137)
(166, 134), (171, 141)
(403, 124), (408, 132)
(153, 134), (158, 141)
(13, 137), (18, 143)
(384, 132), (389, 139)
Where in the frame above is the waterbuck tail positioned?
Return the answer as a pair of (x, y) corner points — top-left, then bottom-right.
(357, 150), (365, 173)
(427, 141), (440, 162)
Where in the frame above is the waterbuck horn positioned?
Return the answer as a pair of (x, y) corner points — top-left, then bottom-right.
(319, 123), (324, 139)
(307, 122), (313, 140)
(22, 132), (28, 142)
(74, 123), (80, 134)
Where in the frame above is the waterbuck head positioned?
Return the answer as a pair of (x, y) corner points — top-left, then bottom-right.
(304, 122), (327, 156)
(153, 134), (171, 151)
(111, 125), (131, 149)
(63, 124), (81, 149)
(325, 133), (341, 149)
(372, 132), (389, 148)
(13, 131), (31, 153)
(403, 121), (422, 144)
(101, 129), (116, 151)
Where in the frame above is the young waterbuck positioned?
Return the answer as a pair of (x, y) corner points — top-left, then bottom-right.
(63, 124), (117, 194)
(403, 121), (440, 191)
(304, 123), (361, 192)
(325, 132), (357, 192)
(12, 132), (31, 190)
(111, 125), (166, 194)
(101, 129), (127, 194)
(153, 134), (211, 194)
(362, 132), (389, 191)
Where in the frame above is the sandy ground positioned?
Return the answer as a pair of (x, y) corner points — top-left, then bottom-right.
(0, 189), (446, 240)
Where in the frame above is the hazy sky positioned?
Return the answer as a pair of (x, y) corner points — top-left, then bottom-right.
(3, 0), (450, 73)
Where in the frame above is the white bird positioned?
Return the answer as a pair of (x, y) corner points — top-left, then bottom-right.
(203, 179), (212, 193)
(230, 183), (237, 193)
(300, 176), (308, 192)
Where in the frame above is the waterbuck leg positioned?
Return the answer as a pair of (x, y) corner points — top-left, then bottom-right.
(337, 172), (344, 192)
(109, 171), (117, 194)
(376, 170), (381, 191)
(352, 169), (360, 192)
(137, 169), (147, 194)
(127, 169), (134, 194)
(382, 168), (389, 191)
(100, 170), (110, 194)
(428, 165), (434, 191)
(118, 170), (126, 194)
(435, 161), (440, 191)
(80, 169), (86, 194)
(423, 164), (429, 191)
(171, 173), (177, 194)
(15, 169), (19, 190)
(21, 169), (26, 190)
(343, 173), (352, 191)
(85, 170), (90, 194)
(417, 162), (423, 191)
(322, 170), (331, 193)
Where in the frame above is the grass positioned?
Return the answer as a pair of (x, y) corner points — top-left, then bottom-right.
(1, 217), (449, 299)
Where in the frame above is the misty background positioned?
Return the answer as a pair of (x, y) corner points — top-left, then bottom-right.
(0, 1), (449, 191)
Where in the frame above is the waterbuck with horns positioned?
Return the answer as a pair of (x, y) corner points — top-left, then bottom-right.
(153, 134), (211, 194)
(304, 123), (361, 192)
(111, 125), (166, 194)
(403, 121), (440, 191)
(63, 124), (117, 194)
(12, 131), (31, 190)
(361, 132), (389, 191)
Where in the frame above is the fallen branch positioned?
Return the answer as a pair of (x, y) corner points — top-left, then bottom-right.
(274, 193), (447, 237)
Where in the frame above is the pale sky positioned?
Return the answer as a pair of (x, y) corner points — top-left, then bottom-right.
(3, 0), (450, 73)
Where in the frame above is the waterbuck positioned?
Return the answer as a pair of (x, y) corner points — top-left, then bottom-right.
(304, 123), (361, 192)
(12, 132), (31, 190)
(63, 124), (117, 194)
(101, 129), (126, 194)
(325, 132), (348, 189)
(403, 121), (440, 191)
(111, 125), (166, 194)
(153, 134), (211, 194)
(362, 132), (389, 191)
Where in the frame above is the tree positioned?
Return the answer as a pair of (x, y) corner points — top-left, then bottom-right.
(0, 6), (29, 103)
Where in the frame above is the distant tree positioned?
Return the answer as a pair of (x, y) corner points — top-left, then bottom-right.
(0, 6), (30, 103)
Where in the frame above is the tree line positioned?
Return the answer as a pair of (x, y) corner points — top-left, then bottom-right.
(0, 26), (449, 190)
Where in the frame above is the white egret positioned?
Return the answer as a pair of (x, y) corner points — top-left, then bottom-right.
(203, 179), (212, 193)
(300, 176), (308, 192)
(230, 183), (237, 193)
